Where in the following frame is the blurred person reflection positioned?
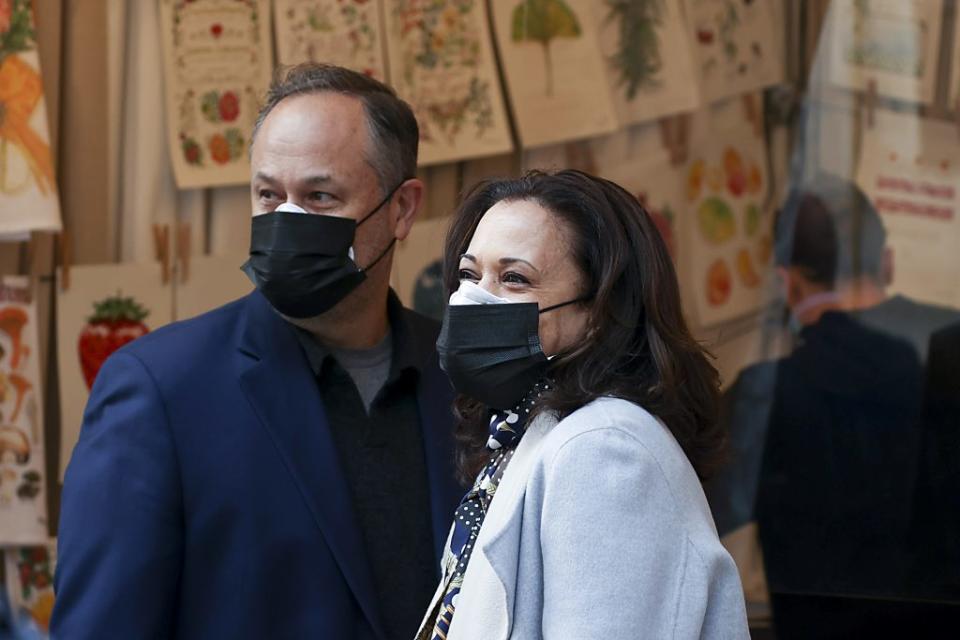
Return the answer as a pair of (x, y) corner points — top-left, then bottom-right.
(706, 175), (960, 637)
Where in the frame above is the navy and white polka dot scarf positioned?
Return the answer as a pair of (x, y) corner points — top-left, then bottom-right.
(428, 381), (549, 640)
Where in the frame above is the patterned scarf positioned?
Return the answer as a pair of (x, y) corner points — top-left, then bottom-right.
(428, 381), (550, 640)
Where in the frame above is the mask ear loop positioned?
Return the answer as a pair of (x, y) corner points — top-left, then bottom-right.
(355, 178), (411, 227)
(355, 178), (413, 272)
(539, 296), (591, 314)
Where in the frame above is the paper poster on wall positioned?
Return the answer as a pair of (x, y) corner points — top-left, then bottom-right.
(57, 264), (173, 480)
(4, 540), (56, 632)
(588, 124), (682, 260)
(951, 17), (960, 107)
(684, 98), (772, 327)
(159, 0), (273, 188)
(175, 255), (253, 321)
(684, 0), (782, 105)
(0, 277), (47, 545)
(593, 0), (700, 125)
(391, 215), (450, 321)
(856, 109), (960, 309)
(273, 0), (387, 79)
(0, 0), (62, 236)
(491, 0), (617, 148)
(828, 0), (942, 104)
(384, 0), (513, 165)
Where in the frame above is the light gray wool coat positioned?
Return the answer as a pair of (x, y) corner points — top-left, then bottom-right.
(416, 397), (750, 639)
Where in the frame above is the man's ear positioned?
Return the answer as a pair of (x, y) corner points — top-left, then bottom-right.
(392, 178), (424, 241)
(881, 246), (894, 287)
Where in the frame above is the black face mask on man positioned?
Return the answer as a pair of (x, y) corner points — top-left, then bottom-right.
(242, 181), (406, 318)
(436, 281), (585, 409)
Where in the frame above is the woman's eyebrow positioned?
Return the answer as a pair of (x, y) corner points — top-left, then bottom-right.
(499, 257), (539, 273)
(460, 253), (478, 263)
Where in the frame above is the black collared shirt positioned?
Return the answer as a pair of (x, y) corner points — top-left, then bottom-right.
(294, 294), (436, 639)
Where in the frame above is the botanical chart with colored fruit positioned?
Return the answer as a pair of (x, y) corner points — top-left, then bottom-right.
(683, 0), (782, 105)
(159, 0), (273, 188)
(4, 540), (56, 632)
(175, 254), (253, 321)
(685, 99), (771, 327)
(593, 0), (700, 126)
(828, 0), (942, 104)
(491, 0), (617, 148)
(856, 109), (960, 309)
(383, 0), (513, 165)
(273, 0), (387, 80)
(57, 264), (173, 480)
(390, 215), (450, 321)
(0, 277), (47, 545)
(0, 0), (62, 236)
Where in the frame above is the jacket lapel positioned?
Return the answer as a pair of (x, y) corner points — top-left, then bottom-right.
(444, 412), (557, 640)
(236, 292), (386, 639)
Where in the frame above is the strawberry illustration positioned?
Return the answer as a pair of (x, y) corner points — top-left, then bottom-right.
(78, 295), (150, 390)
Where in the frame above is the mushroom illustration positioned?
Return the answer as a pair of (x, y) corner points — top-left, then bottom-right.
(0, 425), (30, 464)
(8, 373), (32, 423)
(0, 306), (29, 369)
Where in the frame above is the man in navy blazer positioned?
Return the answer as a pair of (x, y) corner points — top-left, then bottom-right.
(53, 64), (461, 639)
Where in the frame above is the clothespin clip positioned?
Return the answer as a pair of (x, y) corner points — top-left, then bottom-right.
(659, 114), (691, 166)
(58, 231), (71, 291)
(563, 140), (597, 174)
(177, 222), (191, 284)
(864, 78), (878, 129)
(152, 224), (171, 285)
(741, 93), (763, 138)
(955, 97), (960, 139)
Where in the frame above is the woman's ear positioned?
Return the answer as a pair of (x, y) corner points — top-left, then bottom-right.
(392, 178), (425, 241)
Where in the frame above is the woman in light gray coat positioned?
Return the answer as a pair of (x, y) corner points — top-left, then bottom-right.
(418, 170), (749, 640)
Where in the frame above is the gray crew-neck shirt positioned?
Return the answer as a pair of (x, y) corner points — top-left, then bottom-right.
(327, 332), (393, 412)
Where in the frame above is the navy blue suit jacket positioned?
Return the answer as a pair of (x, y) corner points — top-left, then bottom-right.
(53, 291), (461, 639)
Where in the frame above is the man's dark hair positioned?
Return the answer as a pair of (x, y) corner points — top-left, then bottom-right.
(252, 63), (419, 193)
(774, 174), (887, 287)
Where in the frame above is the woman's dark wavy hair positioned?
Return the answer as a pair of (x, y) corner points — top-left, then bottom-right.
(444, 170), (725, 484)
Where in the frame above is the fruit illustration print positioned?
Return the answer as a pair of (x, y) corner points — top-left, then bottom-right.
(78, 294), (150, 390)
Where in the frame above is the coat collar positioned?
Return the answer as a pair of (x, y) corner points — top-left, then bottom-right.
(236, 291), (459, 639)
(417, 411), (558, 640)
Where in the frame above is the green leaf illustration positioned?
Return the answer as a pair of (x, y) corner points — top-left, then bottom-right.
(605, 0), (664, 100)
(511, 0), (581, 96)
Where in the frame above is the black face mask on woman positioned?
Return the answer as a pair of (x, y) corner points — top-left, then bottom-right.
(242, 181), (406, 318)
(436, 284), (584, 409)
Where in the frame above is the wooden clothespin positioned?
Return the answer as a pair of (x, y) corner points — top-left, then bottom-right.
(659, 114), (691, 167)
(741, 94), (763, 138)
(563, 140), (597, 174)
(864, 78), (878, 129)
(177, 222), (191, 284)
(955, 97), (960, 139)
(58, 231), (71, 291)
(152, 224), (171, 285)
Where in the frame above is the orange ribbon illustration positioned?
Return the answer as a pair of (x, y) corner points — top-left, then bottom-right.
(0, 54), (54, 195)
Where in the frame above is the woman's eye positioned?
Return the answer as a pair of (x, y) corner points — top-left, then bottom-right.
(458, 269), (479, 282)
(502, 271), (530, 285)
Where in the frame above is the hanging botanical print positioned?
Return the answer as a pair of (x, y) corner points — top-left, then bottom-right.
(856, 108), (960, 309)
(683, 97), (772, 327)
(0, 0), (62, 236)
(829, 0), (942, 104)
(391, 215), (451, 320)
(159, 0), (273, 188)
(57, 264), (173, 480)
(0, 277), (47, 544)
(684, 0), (782, 105)
(491, 0), (617, 148)
(594, 0), (700, 125)
(383, 0), (512, 165)
(273, 0), (387, 80)
(4, 541), (56, 632)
